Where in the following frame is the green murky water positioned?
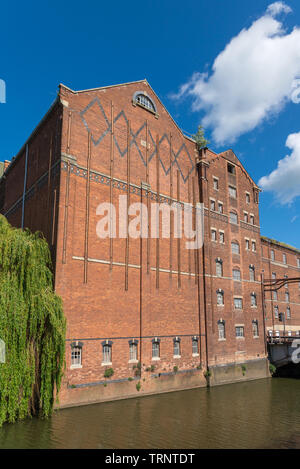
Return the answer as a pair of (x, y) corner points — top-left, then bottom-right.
(0, 378), (299, 448)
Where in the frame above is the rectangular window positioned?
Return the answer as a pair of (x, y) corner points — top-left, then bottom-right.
(285, 292), (290, 303)
(252, 241), (256, 252)
(152, 341), (160, 359)
(213, 178), (219, 190)
(272, 272), (276, 280)
(249, 266), (255, 281)
(173, 340), (181, 357)
(271, 250), (275, 261)
(234, 298), (243, 309)
(245, 239), (250, 250)
(251, 294), (257, 307)
(287, 307), (291, 319)
(273, 291), (278, 301)
(283, 253), (287, 264)
(71, 346), (82, 367)
(218, 322), (225, 340)
(231, 242), (240, 254)
(274, 306), (279, 319)
(103, 345), (112, 364)
(129, 343), (137, 361)
(252, 321), (259, 337)
(297, 258), (300, 268)
(211, 229), (217, 241)
(192, 339), (199, 355)
(228, 163), (236, 174)
(250, 215), (254, 225)
(210, 199), (215, 211)
(229, 186), (237, 198)
(246, 193), (250, 204)
(220, 232), (225, 244)
(216, 261), (223, 277)
(236, 326), (244, 338)
(244, 212), (248, 223)
(233, 269), (241, 281)
(217, 292), (224, 305)
(230, 212), (238, 224)
(218, 202), (223, 214)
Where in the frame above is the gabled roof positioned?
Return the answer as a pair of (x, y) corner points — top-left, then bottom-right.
(218, 149), (261, 190)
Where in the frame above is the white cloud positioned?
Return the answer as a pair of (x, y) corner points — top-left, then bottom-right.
(259, 131), (300, 204)
(266, 1), (292, 16)
(172, 2), (300, 145)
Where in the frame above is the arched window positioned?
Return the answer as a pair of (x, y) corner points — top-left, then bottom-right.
(218, 320), (225, 339)
(133, 91), (156, 113)
(216, 258), (223, 277)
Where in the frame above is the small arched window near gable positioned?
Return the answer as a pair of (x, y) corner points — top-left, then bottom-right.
(133, 91), (157, 115)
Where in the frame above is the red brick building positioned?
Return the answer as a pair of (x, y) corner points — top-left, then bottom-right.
(2, 79), (295, 408)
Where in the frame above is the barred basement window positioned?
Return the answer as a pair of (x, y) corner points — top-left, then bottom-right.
(218, 321), (225, 340)
(252, 320), (259, 337)
(71, 346), (82, 368)
(173, 338), (181, 357)
(102, 344), (112, 364)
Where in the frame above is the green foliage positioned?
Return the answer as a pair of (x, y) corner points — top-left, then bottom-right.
(192, 125), (210, 151)
(0, 216), (66, 427)
(136, 381), (141, 392)
(204, 369), (211, 378)
(128, 377), (133, 382)
(104, 368), (114, 378)
(150, 365), (155, 372)
(173, 366), (178, 373)
(269, 363), (276, 375)
(241, 364), (247, 376)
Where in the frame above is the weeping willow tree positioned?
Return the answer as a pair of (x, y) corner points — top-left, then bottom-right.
(0, 215), (66, 426)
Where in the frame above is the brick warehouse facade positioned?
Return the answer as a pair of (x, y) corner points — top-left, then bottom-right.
(2, 79), (299, 408)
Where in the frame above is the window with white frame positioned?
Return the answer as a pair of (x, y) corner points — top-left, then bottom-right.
(192, 337), (199, 355)
(210, 199), (215, 211)
(218, 320), (226, 339)
(211, 229), (217, 241)
(251, 293), (257, 307)
(252, 241), (256, 252)
(217, 290), (224, 305)
(216, 259), (223, 277)
(233, 269), (241, 281)
(220, 231), (225, 243)
(249, 265), (255, 281)
(152, 340), (160, 359)
(71, 344), (82, 368)
(102, 343), (112, 364)
(173, 338), (181, 357)
(129, 341), (138, 361)
(230, 212), (238, 224)
(249, 214), (254, 225)
(252, 320), (259, 337)
(231, 241), (240, 254)
(236, 326), (244, 338)
(229, 186), (237, 198)
(245, 239), (250, 250)
(218, 202), (223, 214)
(134, 93), (156, 112)
(234, 297), (243, 309)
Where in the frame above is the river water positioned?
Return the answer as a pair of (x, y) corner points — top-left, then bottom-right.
(0, 377), (300, 449)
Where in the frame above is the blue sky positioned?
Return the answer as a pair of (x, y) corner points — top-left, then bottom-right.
(1, 0), (300, 247)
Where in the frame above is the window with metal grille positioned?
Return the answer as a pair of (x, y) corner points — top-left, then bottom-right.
(103, 344), (112, 364)
(71, 346), (82, 367)
(129, 343), (137, 361)
(218, 321), (225, 339)
(236, 326), (244, 338)
(135, 93), (155, 112)
(152, 341), (160, 359)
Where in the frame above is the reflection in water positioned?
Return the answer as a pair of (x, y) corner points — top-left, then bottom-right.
(0, 378), (300, 448)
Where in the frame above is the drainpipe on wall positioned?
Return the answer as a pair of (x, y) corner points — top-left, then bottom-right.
(21, 143), (29, 229)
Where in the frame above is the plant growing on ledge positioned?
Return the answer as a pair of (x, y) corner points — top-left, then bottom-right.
(192, 125), (210, 151)
(204, 369), (211, 378)
(0, 216), (66, 427)
(241, 364), (247, 376)
(269, 363), (276, 375)
(136, 381), (141, 392)
(173, 366), (178, 373)
(104, 368), (114, 379)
